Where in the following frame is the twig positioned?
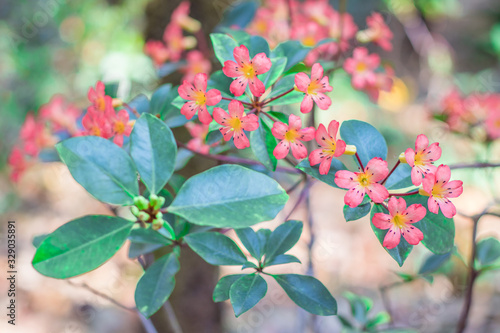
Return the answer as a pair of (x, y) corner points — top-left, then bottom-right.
(177, 140), (302, 174)
(123, 102), (141, 118)
(163, 301), (184, 333)
(221, 96), (252, 107)
(67, 280), (135, 312)
(388, 190), (419, 197)
(382, 160), (400, 185)
(284, 180), (314, 221)
(262, 88), (295, 106)
(355, 152), (364, 170)
(449, 162), (500, 170)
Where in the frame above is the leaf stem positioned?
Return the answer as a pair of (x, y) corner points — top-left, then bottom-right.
(262, 88), (295, 106)
(123, 102), (141, 118)
(354, 152), (364, 171)
(261, 111), (279, 122)
(221, 97), (252, 107)
(388, 190), (419, 197)
(382, 160), (400, 185)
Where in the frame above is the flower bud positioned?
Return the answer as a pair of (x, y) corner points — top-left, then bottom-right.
(182, 36), (197, 50)
(133, 196), (149, 210)
(178, 16), (201, 33)
(153, 197), (165, 210)
(343, 145), (357, 155)
(152, 220), (163, 230)
(130, 206), (140, 216)
(112, 98), (123, 108)
(155, 212), (163, 220)
(399, 152), (407, 164)
(137, 211), (150, 221)
(149, 194), (159, 208)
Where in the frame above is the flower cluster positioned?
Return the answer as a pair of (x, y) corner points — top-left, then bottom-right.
(143, 1), (211, 82)
(436, 88), (500, 141)
(333, 134), (462, 249)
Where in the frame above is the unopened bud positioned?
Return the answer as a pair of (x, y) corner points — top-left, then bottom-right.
(149, 194), (159, 207)
(137, 211), (150, 221)
(356, 30), (374, 44)
(343, 145), (357, 155)
(153, 197), (165, 210)
(155, 212), (163, 220)
(134, 196), (149, 210)
(179, 16), (201, 33)
(112, 98), (123, 108)
(399, 152), (407, 164)
(152, 220), (163, 230)
(182, 36), (197, 50)
(130, 206), (140, 216)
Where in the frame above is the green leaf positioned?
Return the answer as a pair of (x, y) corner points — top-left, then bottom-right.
(273, 274), (337, 316)
(127, 226), (172, 258)
(343, 196), (372, 222)
(32, 216), (134, 279)
(218, 1), (258, 29)
(386, 164), (413, 190)
(236, 228), (262, 260)
(168, 173), (186, 193)
(184, 232), (247, 265)
(128, 94), (150, 115)
(265, 254), (301, 267)
(418, 251), (452, 275)
(130, 113), (177, 194)
(32, 234), (48, 248)
(56, 136), (139, 205)
(370, 204), (413, 266)
(135, 252), (180, 318)
(476, 237), (500, 266)
(150, 83), (178, 119)
(404, 195), (455, 255)
(267, 111), (289, 124)
(264, 220), (303, 264)
(296, 159), (347, 189)
(273, 40), (311, 72)
(262, 57), (287, 88)
(246, 35), (270, 57)
(213, 274), (247, 302)
(211, 33), (239, 66)
(256, 229), (271, 259)
(339, 120), (388, 168)
(365, 311), (391, 329)
(265, 74), (304, 106)
(230, 273), (267, 317)
(242, 261), (258, 269)
(251, 118), (277, 171)
(169, 165), (289, 228)
(344, 291), (373, 324)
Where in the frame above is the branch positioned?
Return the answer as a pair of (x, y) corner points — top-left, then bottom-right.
(262, 88), (295, 106)
(449, 162), (500, 170)
(67, 280), (135, 312)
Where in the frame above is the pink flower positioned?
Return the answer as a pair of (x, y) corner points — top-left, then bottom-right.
(272, 114), (315, 159)
(404, 134), (442, 186)
(171, 1), (201, 32)
(144, 40), (170, 66)
(357, 12), (393, 51)
(8, 147), (32, 182)
(343, 47), (380, 90)
(291, 21), (327, 48)
(20, 113), (57, 157)
(363, 69), (394, 102)
(82, 107), (112, 139)
(335, 157), (389, 208)
(163, 23), (194, 62)
(327, 11), (358, 55)
(108, 109), (134, 147)
(213, 100), (259, 149)
(486, 104), (500, 139)
(372, 197), (426, 249)
(178, 73), (222, 125)
(39, 95), (81, 134)
(422, 165), (463, 219)
(294, 63), (333, 113)
(309, 120), (347, 174)
(222, 45), (272, 97)
(88, 81), (113, 113)
(181, 50), (212, 83)
(185, 122), (211, 154)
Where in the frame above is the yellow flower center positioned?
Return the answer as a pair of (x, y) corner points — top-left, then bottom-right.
(242, 63), (256, 78)
(97, 97), (106, 112)
(307, 80), (321, 95)
(358, 173), (371, 187)
(414, 152), (424, 166)
(392, 214), (406, 229)
(194, 91), (206, 105)
(356, 62), (367, 72)
(302, 36), (316, 47)
(229, 117), (242, 131)
(91, 126), (101, 136)
(284, 129), (299, 142)
(431, 183), (446, 198)
(322, 140), (337, 154)
(495, 119), (500, 128)
(114, 121), (125, 134)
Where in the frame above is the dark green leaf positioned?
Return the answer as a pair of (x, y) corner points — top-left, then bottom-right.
(230, 273), (267, 317)
(135, 252), (180, 318)
(344, 291), (373, 324)
(273, 274), (337, 316)
(477, 237), (500, 266)
(262, 57), (287, 88)
(236, 228), (262, 260)
(128, 94), (150, 115)
(211, 33), (239, 66)
(213, 274), (247, 302)
(273, 40), (311, 72)
(343, 196), (372, 222)
(265, 254), (301, 267)
(264, 220), (303, 264)
(386, 164), (413, 190)
(169, 165), (289, 228)
(251, 118), (277, 171)
(150, 84), (178, 119)
(33, 216), (134, 279)
(267, 111), (289, 124)
(242, 261), (258, 269)
(265, 74), (304, 106)
(56, 136), (139, 205)
(130, 114), (177, 194)
(256, 229), (271, 259)
(418, 252), (452, 275)
(370, 204), (413, 267)
(365, 311), (391, 329)
(184, 232), (247, 265)
(32, 234), (48, 248)
(339, 120), (388, 168)
(296, 159), (347, 189)
(218, 1), (258, 29)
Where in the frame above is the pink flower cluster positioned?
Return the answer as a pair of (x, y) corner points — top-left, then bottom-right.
(438, 88), (500, 140)
(143, 1), (210, 82)
(333, 134), (462, 249)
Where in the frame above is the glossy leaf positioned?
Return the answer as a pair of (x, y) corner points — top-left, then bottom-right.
(339, 120), (388, 168)
(230, 273), (267, 317)
(135, 252), (180, 318)
(236, 228), (262, 260)
(418, 251), (452, 275)
(130, 113), (177, 194)
(211, 33), (239, 66)
(273, 40), (311, 72)
(296, 159), (347, 189)
(169, 165), (289, 228)
(386, 163), (413, 190)
(262, 57), (287, 88)
(264, 220), (303, 264)
(184, 232), (247, 266)
(266, 74), (304, 106)
(343, 196), (372, 222)
(56, 136), (139, 205)
(33, 216), (134, 279)
(273, 274), (337, 316)
(218, 1), (258, 29)
(128, 227), (172, 259)
(265, 254), (301, 267)
(150, 83), (178, 119)
(213, 274), (247, 302)
(251, 118), (277, 171)
(476, 237), (500, 266)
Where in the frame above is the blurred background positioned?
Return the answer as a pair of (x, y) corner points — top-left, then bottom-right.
(1, 0), (500, 332)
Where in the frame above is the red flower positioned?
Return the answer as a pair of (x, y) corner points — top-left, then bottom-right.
(372, 197), (426, 249)
(271, 114), (315, 159)
(404, 134), (442, 186)
(178, 73), (222, 125)
(8, 147), (32, 182)
(20, 113), (56, 156)
(222, 45), (272, 97)
(82, 107), (112, 139)
(88, 81), (113, 113)
(309, 120), (346, 175)
(294, 63), (333, 113)
(108, 109), (134, 147)
(421, 165), (463, 218)
(213, 100), (259, 149)
(144, 41), (170, 66)
(335, 157), (389, 208)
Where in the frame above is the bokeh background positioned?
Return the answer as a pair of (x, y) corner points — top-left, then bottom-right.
(1, 0), (500, 332)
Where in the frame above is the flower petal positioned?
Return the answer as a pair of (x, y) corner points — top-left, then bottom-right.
(402, 225), (423, 245)
(248, 77), (266, 97)
(415, 134), (429, 152)
(178, 81), (196, 100)
(334, 139), (347, 157)
(252, 53), (272, 75)
(233, 130), (250, 149)
(298, 127), (315, 141)
(314, 124), (330, 147)
(312, 92), (331, 110)
(290, 140), (308, 159)
(241, 114), (259, 131)
(295, 72), (311, 92)
(311, 63), (324, 82)
(383, 226), (401, 249)
(422, 173), (436, 195)
(273, 139), (290, 159)
(446, 180), (463, 198)
(318, 157), (333, 175)
(228, 100), (244, 118)
(388, 197), (406, 216)
(404, 204), (427, 224)
(334, 170), (358, 189)
(180, 101), (199, 120)
(427, 196), (440, 215)
(300, 94), (314, 113)
(288, 114), (302, 130)
(366, 183), (389, 203)
(372, 212), (392, 230)
(271, 122), (288, 140)
(309, 149), (323, 166)
(404, 148), (415, 167)
(411, 165), (423, 186)
(438, 199), (457, 218)
(219, 126), (234, 141)
(193, 73), (207, 92)
(327, 120), (340, 138)
(435, 165), (451, 184)
(213, 107), (229, 126)
(424, 142), (441, 162)
(344, 185), (366, 208)
(205, 89), (222, 106)
(233, 45), (250, 66)
(365, 157), (389, 182)
(197, 105), (212, 124)
(222, 60), (241, 77)
(229, 76), (248, 96)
